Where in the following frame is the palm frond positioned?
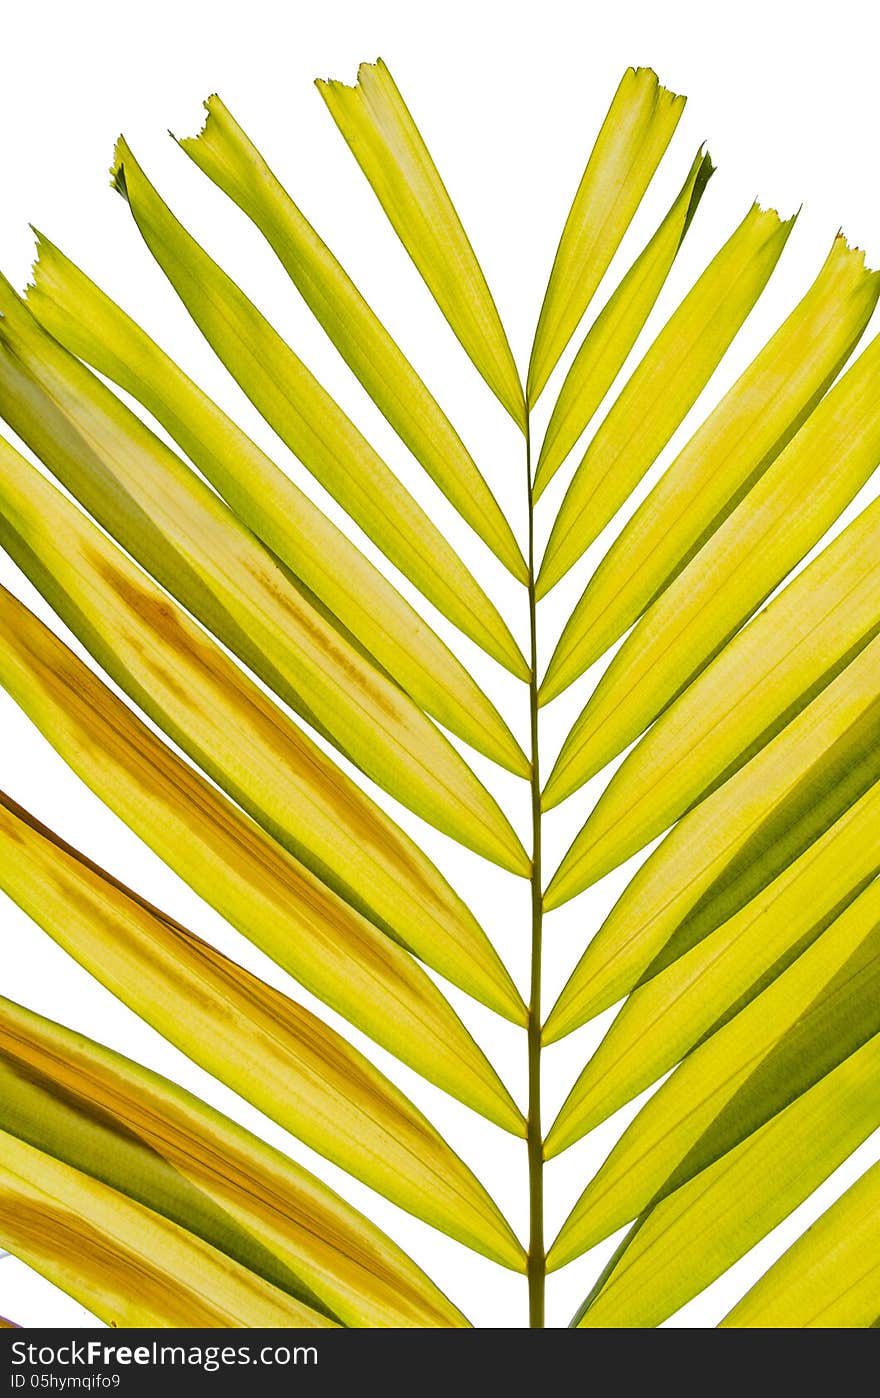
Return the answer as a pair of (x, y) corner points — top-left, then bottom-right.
(0, 586), (523, 1020)
(1, 58), (877, 1330)
(543, 326), (880, 813)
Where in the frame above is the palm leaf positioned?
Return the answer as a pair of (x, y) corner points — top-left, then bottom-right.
(544, 325), (880, 809)
(544, 781), (880, 1124)
(545, 633), (880, 1014)
(0, 305), (528, 869)
(1, 58), (877, 1329)
(0, 791), (522, 1139)
(0, 801), (524, 1261)
(546, 491), (880, 887)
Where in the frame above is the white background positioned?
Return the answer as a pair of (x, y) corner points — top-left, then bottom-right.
(1, 0), (879, 1328)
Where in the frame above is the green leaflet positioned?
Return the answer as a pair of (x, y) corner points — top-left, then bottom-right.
(176, 94), (525, 581)
(548, 492), (880, 887)
(544, 325), (880, 809)
(110, 136), (527, 675)
(548, 878), (880, 1267)
(541, 234), (880, 699)
(317, 60), (524, 427)
(24, 234), (527, 773)
(0, 1131), (335, 1329)
(0, 585), (526, 1027)
(537, 202), (794, 598)
(573, 1033), (880, 1326)
(0, 304), (528, 876)
(0, 998), (469, 1327)
(533, 147), (713, 499)
(544, 634), (880, 1024)
(527, 67), (685, 405)
(721, 1160), (880, 1327)
(0, 790), (524, 1137)
(544, 781), (880, 1131)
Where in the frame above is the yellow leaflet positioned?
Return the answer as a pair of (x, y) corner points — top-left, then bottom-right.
(0, 809), (524, 1261)
(0, 310), (528, 876)
(575, 1035), (880, 1324)
(0, 997), (468, 1327)
(548, 879), (880, 1265)
(544, 633), (880, 1018)
(177, 95), (525, 580)
(544, 782), (880, 1130)
(542, 234), (880, 699)
(544, 327), (880, 811)
(0, 587), (526, 1028)
(0, 791), (524, 1138)
(528, 67), (685, 405)
(317, 60), (524, 427)
(534, 147), (713, 498)
(111, 137), (526, 674)
(25, 235), (526, 774)
(537, 202), (794, 598)
(550, 493), (880, 885)
(721, 1160), (880, 1327)
(0, 1131), (336, 1329)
